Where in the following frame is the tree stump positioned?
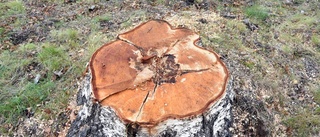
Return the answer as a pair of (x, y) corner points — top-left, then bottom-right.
(67, 20), (233, 137)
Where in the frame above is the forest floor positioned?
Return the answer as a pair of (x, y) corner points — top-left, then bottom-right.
(0, 0), (319, 136)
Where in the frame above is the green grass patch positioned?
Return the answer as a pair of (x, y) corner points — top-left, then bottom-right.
(0, 50), (32, 85)
(242, 60), (255, 70)
(315, 107), (320, 115)
(0, 42), (77, 126)
(277, 13), (319, 33)
(5, 0), (26, 15)
(283, 110), (320, 137)
(0, 1), (27, 27)
(50, 29), (80, 48)
(278, 33), (303, 44)
(281, 45), (293, 54)
(86, 32), (111, 57)
(120, 19), (133, 28)
(226, 20), (247, 33)
(0, 27), (5, 36)
(0, 0), (27, 41)
(311, 35), (320, 46)
(18, 43), (37, 53)
(290, 14), (317, 29)
(37, 43), (71, 71)
(93, 13), (112, 23)
(0, 47), (55, 124)
(245, 5), (269, 21)
(209, 22), (247, 51)
(0, 81), (55, 123)
(313, 87), (320, 104)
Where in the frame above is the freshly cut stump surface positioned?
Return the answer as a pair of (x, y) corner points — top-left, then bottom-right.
(68, 20), (232, 137)
(90, 20), (229, 126)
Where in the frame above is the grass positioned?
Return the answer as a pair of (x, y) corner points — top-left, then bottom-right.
(226, 19), (247, 34)
(283, 76), (320, 136)
(0, 81), (55, 123)
(50, 29), (80, 48)
(311, 35), (320, 46)
(0, 1), (86, 130)
(0, 43), (79, 135)
(0, 43), (58, 123)
(5, 0), (26, 15)
(228, 1), (320, 135)
(0, 1), (26, 44)
(244, 5), (269, 21)
(86, 32), (111, 57)
(313, 87), (320, 104)
(281, 45), (293, 54)
(283, 110), (320, 137)
(3, 0), (27, 28)
(0, 2), (111, 127)
(242, 60), (255, 70)
(0, 27), (4, 36)
(288, 14), (318, 30)
(93, 13), (112, 23)
(37, 43), (71, 71)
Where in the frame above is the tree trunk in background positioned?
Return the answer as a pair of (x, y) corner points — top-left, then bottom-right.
(67, 71), (234, 137)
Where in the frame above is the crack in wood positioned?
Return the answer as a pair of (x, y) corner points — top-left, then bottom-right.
(135, 87), (151, 121)
(151, 82), (158, 99)
(133, 78), (159, 122)
(97, 81), (136, 103)
(180, 68), (210, 75)
(97, 38), (212, 109)
(96, 35), (216, 123)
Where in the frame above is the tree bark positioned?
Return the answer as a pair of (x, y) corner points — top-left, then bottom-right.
(67, 70), (233, 137)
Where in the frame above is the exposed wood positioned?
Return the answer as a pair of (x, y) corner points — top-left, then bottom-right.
(67, 20), (233, 137)
(67, 71), (234, 137)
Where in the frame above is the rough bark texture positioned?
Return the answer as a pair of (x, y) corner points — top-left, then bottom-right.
(67, 69), (234, 137)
